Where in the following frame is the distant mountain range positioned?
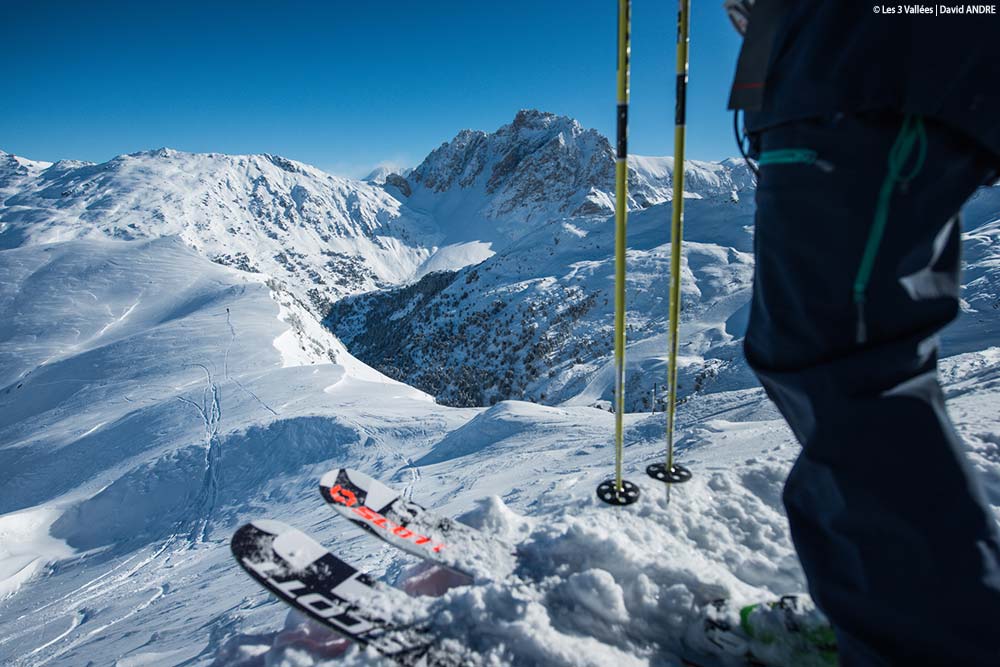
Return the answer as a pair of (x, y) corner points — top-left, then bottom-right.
(3, 110), (997, 411)
(1, 110), (753, 313)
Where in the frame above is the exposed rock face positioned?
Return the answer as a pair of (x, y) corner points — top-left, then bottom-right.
(385, 172), (412, 197)
(410, 110), (610, 227)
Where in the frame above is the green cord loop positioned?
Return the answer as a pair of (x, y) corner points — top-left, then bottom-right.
(852, 115), (927, 343)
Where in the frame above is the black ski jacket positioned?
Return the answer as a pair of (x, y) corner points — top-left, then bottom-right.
(729, 1), (1000, 160)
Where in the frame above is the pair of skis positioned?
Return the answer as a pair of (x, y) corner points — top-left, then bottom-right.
(232, 470), (835, 667)
(232, 469), (513, 666)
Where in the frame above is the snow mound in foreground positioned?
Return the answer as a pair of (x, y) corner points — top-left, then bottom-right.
(215, 413), (806, 667)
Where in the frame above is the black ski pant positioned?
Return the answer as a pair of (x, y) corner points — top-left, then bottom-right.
(745, 112), (1000, 666)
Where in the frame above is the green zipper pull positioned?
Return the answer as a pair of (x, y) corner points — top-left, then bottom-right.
(758, 148), (834, 172)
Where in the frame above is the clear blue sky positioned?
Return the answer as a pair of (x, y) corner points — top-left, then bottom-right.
(3, 1), (742, 177)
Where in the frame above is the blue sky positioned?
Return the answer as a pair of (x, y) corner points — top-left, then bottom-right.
(4, 1), (742, 177)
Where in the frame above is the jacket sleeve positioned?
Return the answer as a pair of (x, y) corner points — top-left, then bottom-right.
(728, 0), (791, 111)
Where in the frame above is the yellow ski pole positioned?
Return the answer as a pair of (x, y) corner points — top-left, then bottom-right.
(597, 0), (639, 507)
(647, 0), (693, 495)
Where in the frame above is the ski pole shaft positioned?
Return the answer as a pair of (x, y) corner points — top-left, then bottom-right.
(613, 0), (631, 492)
(666, 0), (690, 477)
(597, 0), (641, 508)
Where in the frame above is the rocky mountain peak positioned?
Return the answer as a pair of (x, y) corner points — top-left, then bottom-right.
(508, 109), (585, 136)
(403, 111), (754, 245)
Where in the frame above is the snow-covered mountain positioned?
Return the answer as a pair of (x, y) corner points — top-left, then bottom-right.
(328, 196), (759, 408)
(0, 149), (440, 314)
(0, 151), (52, 201)
(0, 115), (753, 319)
(629, 154), (757, 206)
(363, 165), (413, 185)
(312, 111), (763, 408)
(399, 110), (755, 246)
(331, 170), (1000, 409)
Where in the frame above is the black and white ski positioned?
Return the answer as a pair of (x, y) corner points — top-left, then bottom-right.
(319, 468), (516, 581)
(230, 519), (468, 667)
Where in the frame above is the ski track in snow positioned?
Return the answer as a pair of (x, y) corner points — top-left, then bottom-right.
(0, 237), (451, 667)
(176, 362), (223, 543)
(1, 538), (180, 665)
(223, 302), (278, 418)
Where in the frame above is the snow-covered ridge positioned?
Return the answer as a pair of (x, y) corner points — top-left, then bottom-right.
(0, 147), (437, 313)
(364, 165), (413, 185)
(629, 155), (756, 205)
(0, 150), (53, 201)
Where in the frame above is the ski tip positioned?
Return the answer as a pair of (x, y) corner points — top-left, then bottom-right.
(232, 520), (337, 573)
(318, 468), (347, 490)
(230, 523), (254, 554)
(319, 468), (378, 491)
(318, 468), (360, 507)
(230, 520), (296, 559)
(319, 468), (400, 511)
(250, 519), (292, 535)
(230, 521), (279, 564)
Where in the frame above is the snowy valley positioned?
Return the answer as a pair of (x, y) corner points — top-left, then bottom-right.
(1, 111), (999, 667)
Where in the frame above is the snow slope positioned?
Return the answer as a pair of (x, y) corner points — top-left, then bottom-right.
(1, 234), (998, 667)
(0, 236), (462, 665)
